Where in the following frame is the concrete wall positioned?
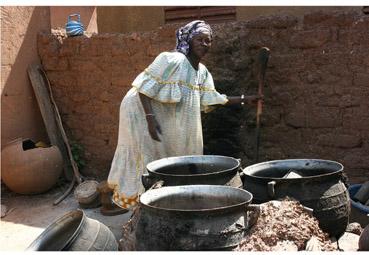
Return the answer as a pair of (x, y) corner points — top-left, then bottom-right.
(50, 6), (98, 33)
(97, 6), (164, 33)
(38, 10), (369, 183)
(1, 6), (50, 148)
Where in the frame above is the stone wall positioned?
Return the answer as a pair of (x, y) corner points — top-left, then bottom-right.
(38, 11), (369, 183)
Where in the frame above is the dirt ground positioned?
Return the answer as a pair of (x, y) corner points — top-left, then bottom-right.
(0, 183), (132, 251)
(1, 181), (367, 251)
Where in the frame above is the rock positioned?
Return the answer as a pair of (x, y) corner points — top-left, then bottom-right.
(354, 181), (369, 204)
(305, 236), (322, 251)
(346, 222), (363, 235)
(272, 240), (298, 251)
(359, 224), (369, 251)
(338, 232), (360, 251)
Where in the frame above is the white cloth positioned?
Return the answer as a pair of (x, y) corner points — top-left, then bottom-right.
(107, 51), (228, 209)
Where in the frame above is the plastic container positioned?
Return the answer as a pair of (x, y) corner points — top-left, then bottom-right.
(65, 14), (84, 37)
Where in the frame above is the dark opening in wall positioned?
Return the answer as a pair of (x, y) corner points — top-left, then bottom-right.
(164, 6), (236, 24)
(363, 6), (369, 14)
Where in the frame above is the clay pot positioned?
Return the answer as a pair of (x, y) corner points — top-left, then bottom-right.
(1, 138), (63, 194)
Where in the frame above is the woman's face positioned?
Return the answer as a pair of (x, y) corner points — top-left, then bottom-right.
(189, 32), (212, 59)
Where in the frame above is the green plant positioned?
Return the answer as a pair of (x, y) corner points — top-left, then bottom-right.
(70, 141), (86, 170)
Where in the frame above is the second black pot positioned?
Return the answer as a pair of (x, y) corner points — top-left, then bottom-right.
(142, 155), (243, 190)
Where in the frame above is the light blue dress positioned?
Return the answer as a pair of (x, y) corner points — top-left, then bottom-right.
(108, 51), (228, 209)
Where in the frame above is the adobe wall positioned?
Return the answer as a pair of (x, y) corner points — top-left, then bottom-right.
(1, 6), (50, 149)
(96, 6), (164, 33)
(95, 6), (362, 33)
(38, 11), (369, 183)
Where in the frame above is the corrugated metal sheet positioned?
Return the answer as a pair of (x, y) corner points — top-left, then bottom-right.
(164, 6), (236, 24)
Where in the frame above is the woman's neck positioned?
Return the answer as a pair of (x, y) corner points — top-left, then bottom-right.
(186, 53), (200, 71)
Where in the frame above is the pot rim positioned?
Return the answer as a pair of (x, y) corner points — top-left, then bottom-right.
(242, 158), (344, 180)
(26, 209), (85, 251)
(139, 185), (253, 213)
(146, 155), (241, 178)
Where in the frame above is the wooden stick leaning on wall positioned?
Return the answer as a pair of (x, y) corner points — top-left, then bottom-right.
(28, 65), (83, 205)
(254, 47), (270, 163)
(28, 65), (72, 181)
(39, 68), (83, 184)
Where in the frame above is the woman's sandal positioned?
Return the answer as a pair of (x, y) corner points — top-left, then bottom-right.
(97, 181), (129, 216)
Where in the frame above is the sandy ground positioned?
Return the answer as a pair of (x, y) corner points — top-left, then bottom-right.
(1, 182), (367, 251)
(0, 183), (131, 251)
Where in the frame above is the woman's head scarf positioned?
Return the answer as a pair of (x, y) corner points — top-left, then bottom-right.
(175, 20), (212, 55)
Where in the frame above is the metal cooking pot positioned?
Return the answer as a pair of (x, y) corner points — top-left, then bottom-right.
(135, 185), (259, 251)
(26, 210), (118, 251)
(142, 155), (243, 190)
(242, 159), (350, 237)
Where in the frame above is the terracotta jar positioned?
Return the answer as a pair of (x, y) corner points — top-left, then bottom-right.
(1, 138), (63, 194)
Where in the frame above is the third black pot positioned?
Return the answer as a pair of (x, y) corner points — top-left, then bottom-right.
(242, 159), (350, 237)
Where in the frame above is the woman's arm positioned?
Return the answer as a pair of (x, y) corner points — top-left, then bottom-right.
(225, 95), (263, 106)
(139, 93), (162, 142)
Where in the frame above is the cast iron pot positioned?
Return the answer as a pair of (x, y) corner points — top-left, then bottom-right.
(242, 159), (350, 237)
(142, 155), (243, 190)
(135, 185), (259, 251)
(26, 210), (118, 251)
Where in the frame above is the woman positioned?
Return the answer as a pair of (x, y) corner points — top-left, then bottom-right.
(108, 20), (261, 210)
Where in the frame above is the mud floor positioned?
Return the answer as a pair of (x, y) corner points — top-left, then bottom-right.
(0, 183), (131, 251)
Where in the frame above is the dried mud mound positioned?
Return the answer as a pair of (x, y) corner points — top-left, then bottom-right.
(235, 199), (337, 251)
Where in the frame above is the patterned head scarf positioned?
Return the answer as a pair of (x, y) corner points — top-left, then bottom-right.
(175, 20), (213, 55)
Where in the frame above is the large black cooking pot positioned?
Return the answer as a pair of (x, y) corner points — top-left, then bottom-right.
(142, 155), (242, 190)
(135, 185), (259, 251)
(242, 159), (350, 237)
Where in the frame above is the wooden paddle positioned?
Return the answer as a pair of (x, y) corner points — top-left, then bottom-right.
(255, 47), (270, 163)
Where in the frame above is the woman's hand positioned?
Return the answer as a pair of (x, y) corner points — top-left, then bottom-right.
(146, 114), (162, 142)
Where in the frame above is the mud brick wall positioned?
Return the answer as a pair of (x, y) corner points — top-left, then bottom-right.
(38, 11), (369, 183)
